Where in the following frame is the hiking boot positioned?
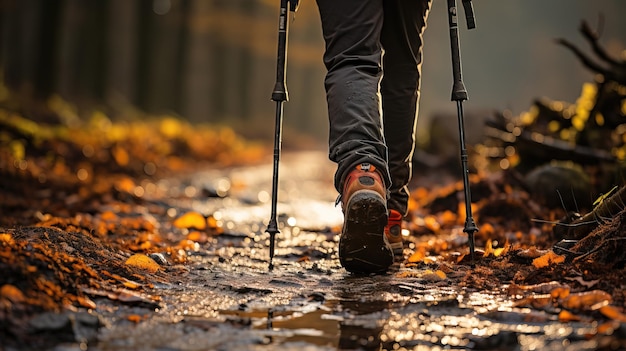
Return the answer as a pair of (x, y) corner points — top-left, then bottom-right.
(339, 163), (393, 274)
(385, 209), (404, 262)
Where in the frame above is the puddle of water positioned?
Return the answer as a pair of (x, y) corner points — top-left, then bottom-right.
(220, 299), (397, 350)
(216, 293), (619, 351)
(231, 307), (339, 347)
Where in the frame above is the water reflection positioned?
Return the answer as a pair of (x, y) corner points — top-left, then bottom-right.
(220, 291), (393, 350)
(334, 277), (394, 351)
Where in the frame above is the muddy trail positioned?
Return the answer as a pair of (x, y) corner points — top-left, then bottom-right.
(1, 141), (626, 351)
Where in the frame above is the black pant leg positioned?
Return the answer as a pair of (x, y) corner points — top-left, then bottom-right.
(381, 0), (432, 215)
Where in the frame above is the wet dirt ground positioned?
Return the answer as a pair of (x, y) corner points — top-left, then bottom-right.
(2, 151), (626, 351)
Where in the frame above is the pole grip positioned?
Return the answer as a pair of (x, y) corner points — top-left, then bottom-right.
(272, 0), (290, 102)
(447, 0), (468, 101)
(271, 0), (299, 102)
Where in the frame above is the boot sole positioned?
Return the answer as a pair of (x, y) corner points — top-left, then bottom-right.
(339, 190), (393, 274)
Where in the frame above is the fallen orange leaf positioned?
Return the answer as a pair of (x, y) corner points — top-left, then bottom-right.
(480, 222), (495, 237)
(597, 321), (620, 334)
(115, 177), (136, 193)
(127, 314), (143, 323)
(561, 290), (612, 310)
(483, 239), (494, 257)
(207, 215), (219, 229)
(77, 296), (97, 309)
(112, 145), (129, 166)
(550, 287), (570, 300)
(456, 253), (466, 263)
(173, 211), (206, 230)
(125, 254), (161, 273)
(558, 310), (581, 322)
(0, 233), (15, 245)
(178, 239), (199, 251)
(422, 271), (445, 282)
(122, 280), (143, 290)
(599, 305), (626, 322)
(101, 211), (118, 221)
(424, 215), (440, 233)
(397, 269), (446, 281)
(408, 246), (426, 263)
(532, 251), (565, 269)
(396, 271), (421, 278)
(513, 295), (553, 309)
(439, 210), (457, 226)
(0, 284), (25, 303)
(187, 231), (208, 243)
(494, 239), (510, 257)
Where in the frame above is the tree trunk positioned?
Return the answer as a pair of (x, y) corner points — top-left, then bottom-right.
(106, 0), (138, 107)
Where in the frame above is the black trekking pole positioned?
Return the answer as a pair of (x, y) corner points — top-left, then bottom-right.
(447, 0), (479, 261)
(266, 0), (299, 271)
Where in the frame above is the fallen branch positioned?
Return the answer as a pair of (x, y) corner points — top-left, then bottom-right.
(555, 184), (626, 240)
(484, 124), (615, 164)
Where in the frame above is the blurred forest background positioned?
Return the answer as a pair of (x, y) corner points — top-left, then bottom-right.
(1, 0), (625, 147)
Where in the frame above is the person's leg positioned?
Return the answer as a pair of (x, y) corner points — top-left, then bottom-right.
(381, 0), (432, 216)
(316, 0), (394, 273)
(316, 0), (391, 194)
